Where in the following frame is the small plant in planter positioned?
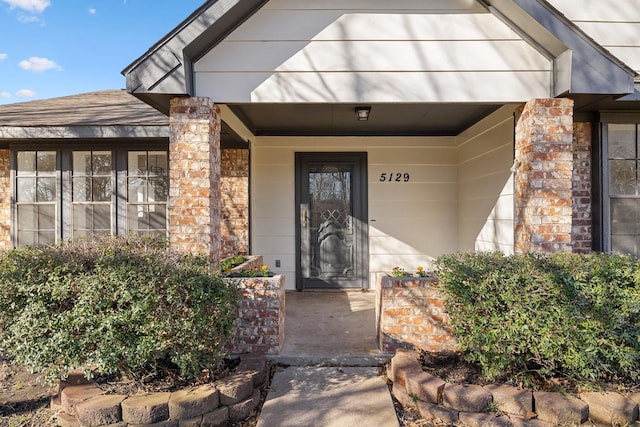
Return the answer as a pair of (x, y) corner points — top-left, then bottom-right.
(224, 264), (274, 278)
(390, 266), (409, 277)
(220, 254), (248, 273)
(416, 266), (428, 277)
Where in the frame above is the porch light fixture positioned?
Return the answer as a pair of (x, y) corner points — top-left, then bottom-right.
(355, 106), (371, 121)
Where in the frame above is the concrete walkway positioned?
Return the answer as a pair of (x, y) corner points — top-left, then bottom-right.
(273, 291), (390, 366)
(257, 292), (399, 426)
(256, 367), (399, 427)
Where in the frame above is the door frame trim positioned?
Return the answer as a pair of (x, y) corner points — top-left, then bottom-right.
(294, 152), (369, 290)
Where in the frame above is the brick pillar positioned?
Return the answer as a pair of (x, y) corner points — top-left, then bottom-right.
(221, 149), (249, 258)
(514, 98), (574, 253)
(572, 123), (592, 253)
(169, 97), (221, 266)
(0, 150), (10, 250)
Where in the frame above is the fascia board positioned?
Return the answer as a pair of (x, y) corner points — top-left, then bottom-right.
(0, 126), (169, 140)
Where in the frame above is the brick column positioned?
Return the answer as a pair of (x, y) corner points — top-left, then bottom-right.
(572, 122), (592, 253)
(221, 149), (249, 258)
(169, 97), (221, 266)
(514, 98), (574, 253)
(0, 149), (10, 250)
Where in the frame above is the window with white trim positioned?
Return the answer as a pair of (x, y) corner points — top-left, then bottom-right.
(12, 147), (168, 247)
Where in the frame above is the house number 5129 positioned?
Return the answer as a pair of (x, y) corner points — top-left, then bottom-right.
(379, 172), (410, 182)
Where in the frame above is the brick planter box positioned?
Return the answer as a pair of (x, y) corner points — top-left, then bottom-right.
(226, 274), (285, 355)
(221, 254), (285, 355)
(376, 274), (457, 353)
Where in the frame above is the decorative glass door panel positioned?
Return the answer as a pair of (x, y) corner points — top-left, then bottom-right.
(296, 153), (368, 289)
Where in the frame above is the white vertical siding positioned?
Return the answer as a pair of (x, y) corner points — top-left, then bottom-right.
(456, 106), (516, 254)
(250, 136), (458, 289)
(547, 0), (640, 73)
(194, 0), (551, 103)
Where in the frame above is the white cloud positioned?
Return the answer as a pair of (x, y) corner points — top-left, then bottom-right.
(17, 14), (41, 24)
(0, 92), (11, 99)
(88, 8), (96, 14)
(19, 57), (62, 72)
(2, 0), (50, 13)
(16, 89), (35, 98)
(0, 53), (7, 61)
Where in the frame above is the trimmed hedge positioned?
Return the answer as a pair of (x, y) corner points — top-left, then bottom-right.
(436, 252), (640, 387)
(0, 235), (238, 383)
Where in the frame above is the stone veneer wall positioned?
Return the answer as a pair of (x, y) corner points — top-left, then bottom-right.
(168, 97), (222, 266)
(572, 122), (592, 253)
(514, 98), (575, 253)
(0, 150), (10, 250)
(221, 149), (249, 259)
(376, 275), (457, 353)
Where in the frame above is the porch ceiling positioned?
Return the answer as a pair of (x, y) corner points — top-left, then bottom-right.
(228, 102), (502, 137)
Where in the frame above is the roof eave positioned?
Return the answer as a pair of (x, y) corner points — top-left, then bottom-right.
(122, 0), (269, 113)
(482, 0), (636, 97)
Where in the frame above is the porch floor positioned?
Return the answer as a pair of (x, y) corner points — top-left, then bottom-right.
(274, 290), (390, 366)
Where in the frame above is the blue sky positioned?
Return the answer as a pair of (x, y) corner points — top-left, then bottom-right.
(0, 0), (203, 105)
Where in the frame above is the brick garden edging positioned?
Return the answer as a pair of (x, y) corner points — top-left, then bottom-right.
(376, 275), (457, 353)
(389, 349), (640, 426)
(53, 352), (268, 427)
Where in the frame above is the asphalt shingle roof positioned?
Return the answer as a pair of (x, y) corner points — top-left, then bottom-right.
(0, 89), (168, 127)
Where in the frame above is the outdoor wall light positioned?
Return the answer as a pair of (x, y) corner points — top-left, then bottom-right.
(355, 106), (371, 121)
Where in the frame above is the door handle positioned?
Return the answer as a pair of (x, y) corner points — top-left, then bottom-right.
(302, 210), (308, 228)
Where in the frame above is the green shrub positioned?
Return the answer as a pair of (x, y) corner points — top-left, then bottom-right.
(436, 251), (640, 388)
(0, 235), (239, 383)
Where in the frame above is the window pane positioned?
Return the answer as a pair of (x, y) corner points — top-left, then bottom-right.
(93, 205), (111, 230)
(149, 207), (167, 229)
(73, 177), (91, 202)
(92, 177), (111, 202)
(73, 152), (92, 175)
(128, 205), (148, 231)
(73, 204), (111, 234)
(16, 177), (36, 202)
(128, 152), (147, 175)
(38, 231), (55, 246)
(17, 231), (35, 247)
(92, 152), (111, 175)
(608, 124), (636, 158)
(611, 199), (640, 235)
(148, 152), (167, 176)
(128, 177), (148, 202)
(39, 204), (55, 230)
(37, 152), (56, 174)
(17, 205), (36, 231)
(73, 204), (90, 232)
(609, 160), (636, 195)
(16, 152), (36, 176)
(150, 177), (168, 202)
(37, 177), (56, 202)
(611, 235), (638, 257)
